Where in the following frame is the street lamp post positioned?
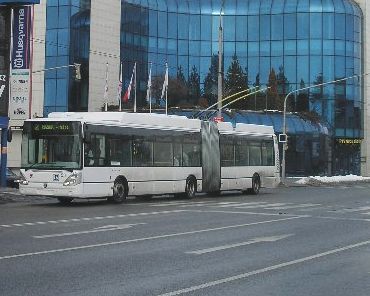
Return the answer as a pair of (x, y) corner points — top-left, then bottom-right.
(281, 73), (370, 184)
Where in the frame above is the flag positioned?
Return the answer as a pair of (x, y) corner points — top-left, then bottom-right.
(117, 62), (123, 105)
(146, 63), (152, 103)
(104, 62), (109, 103)
(161, 63), (168, 100)
(123, 63), (136, 103)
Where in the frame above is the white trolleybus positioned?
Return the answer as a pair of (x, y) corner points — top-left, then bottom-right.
(19, 112), (280, 204)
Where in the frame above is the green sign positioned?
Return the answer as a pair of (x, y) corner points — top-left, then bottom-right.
(32, 122), (75, 136)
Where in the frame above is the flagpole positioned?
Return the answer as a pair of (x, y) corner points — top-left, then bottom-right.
(119, 62), (123, 112)
(134, 62), (137, 113)
(147, 62), (152, 114)
(165, 63), (168, 115)
(104, 62), (109, 112)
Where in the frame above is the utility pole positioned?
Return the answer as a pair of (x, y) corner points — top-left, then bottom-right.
(217, 1), (224, 118)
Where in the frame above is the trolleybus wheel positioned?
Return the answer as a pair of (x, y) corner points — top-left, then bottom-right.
(112, 179), (127, 203)
(249, 174), (261, 195)
(57, 197), (73, 205)
(185, 177), (197, 199)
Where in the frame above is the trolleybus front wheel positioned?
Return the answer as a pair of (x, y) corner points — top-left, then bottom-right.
(111, 179), (127, 203)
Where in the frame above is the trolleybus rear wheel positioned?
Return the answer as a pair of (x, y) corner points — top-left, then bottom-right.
(185, 177), (197, 199)
(249, 174), (261, 195)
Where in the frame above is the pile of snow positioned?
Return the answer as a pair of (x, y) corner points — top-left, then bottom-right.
(296, 174), (370, 185)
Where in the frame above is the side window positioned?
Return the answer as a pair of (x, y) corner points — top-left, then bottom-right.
(154, 138), (173, 167)
(133, 137), (153, 167)
(85, 134), (106, 167)
(108, 138), (122, 166)
(220, 136), (234, 167)
(108, 136), (132, 167)
(249, 142), (261, 166)
(182, 134), (201, 167)
(262, 140), (274, 166)
(235, 140), (249, 166)
(173, 142), (182, 167)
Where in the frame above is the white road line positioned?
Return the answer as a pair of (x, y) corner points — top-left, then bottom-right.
(339, 206), (370, 213)
(0, 216), (304, 261)
(236, 203), (286, 209)
(197, 210), (309, 217)
(186, 234), (293, 255)
(266, 203), (321, 210)
(33, 223), (147, 239)
(158, 238), (370, 296)
(213, 202), (268, 208)
(0, 210), (188, 228)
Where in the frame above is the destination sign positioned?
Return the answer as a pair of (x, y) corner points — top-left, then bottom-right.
(31, 122), (77, 136)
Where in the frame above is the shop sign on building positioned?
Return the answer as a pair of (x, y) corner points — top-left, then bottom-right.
(9, 6), (32, 120)
(0, 74), (9, 117)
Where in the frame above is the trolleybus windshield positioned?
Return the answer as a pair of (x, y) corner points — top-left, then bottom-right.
(21, 121), (82, 170)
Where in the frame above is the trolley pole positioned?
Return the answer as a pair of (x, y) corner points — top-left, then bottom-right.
(217, 2), (224, 118)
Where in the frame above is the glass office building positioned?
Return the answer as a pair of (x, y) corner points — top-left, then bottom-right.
(120, 0), (363, 175)
(44, 0), (91, 114)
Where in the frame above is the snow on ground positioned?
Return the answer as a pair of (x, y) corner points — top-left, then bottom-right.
(296, 174), (370, 185)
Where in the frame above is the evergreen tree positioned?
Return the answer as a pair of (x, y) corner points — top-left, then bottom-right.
(224, 55), (248, 109)
(267, 68), (279, 110)
(188, 65), (201, 105)
(296, 79), (309, 112)
(203, 54), (219, 106)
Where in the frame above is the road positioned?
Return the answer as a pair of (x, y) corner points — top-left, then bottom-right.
(1, 184), (370, 296)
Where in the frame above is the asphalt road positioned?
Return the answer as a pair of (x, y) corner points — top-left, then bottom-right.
(1, 184), (370, 296)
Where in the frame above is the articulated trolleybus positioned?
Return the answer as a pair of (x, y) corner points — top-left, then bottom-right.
(19, 112), (280, 204)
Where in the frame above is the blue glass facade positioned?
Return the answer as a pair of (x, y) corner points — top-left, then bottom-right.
(121, 0), (363, 175)
(44, 0), (90, 114)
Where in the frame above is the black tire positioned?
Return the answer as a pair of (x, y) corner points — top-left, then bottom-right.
(250, 174), (261, 195)
(57, 197), (73, 205)
(111, 179), (127, 203)
(185, 177), (197, 199)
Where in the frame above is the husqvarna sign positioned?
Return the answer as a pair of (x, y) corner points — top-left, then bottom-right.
(10, 6), (32, 120)
(0, 1), (40, 4)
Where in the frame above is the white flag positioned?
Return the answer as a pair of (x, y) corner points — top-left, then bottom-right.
(161, 63), (168, 100)
(146, 63), (152, 102)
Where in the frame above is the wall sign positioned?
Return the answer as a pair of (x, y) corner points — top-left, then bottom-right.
(336, 139), (363, 145)
(0, 74), (9, 116)
(9, 6), (32, 120)
(0, 1), (40, 4)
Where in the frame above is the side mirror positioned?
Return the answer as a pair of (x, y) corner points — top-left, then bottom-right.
(7, 127), (12, 142)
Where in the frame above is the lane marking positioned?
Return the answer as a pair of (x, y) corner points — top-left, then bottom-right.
(236, 203), (286, 209)
(158, 238), (370, 296)
(186, 234), (293, 255)
(336, 206), (370, 213)
(213, 202), (268, 208)
(0, 216), (304, 261)
(197, 210), (309, 217)
(265, 203), (321, 210)
(0, 210), (187, 228)
(33, 223), (146, 239)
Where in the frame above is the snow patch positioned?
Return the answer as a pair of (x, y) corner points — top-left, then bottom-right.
(296, 174), (370, 185)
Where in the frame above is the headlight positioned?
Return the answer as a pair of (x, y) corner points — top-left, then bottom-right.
(63, 172), (82, 186)
(19, 171), (28, 185)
